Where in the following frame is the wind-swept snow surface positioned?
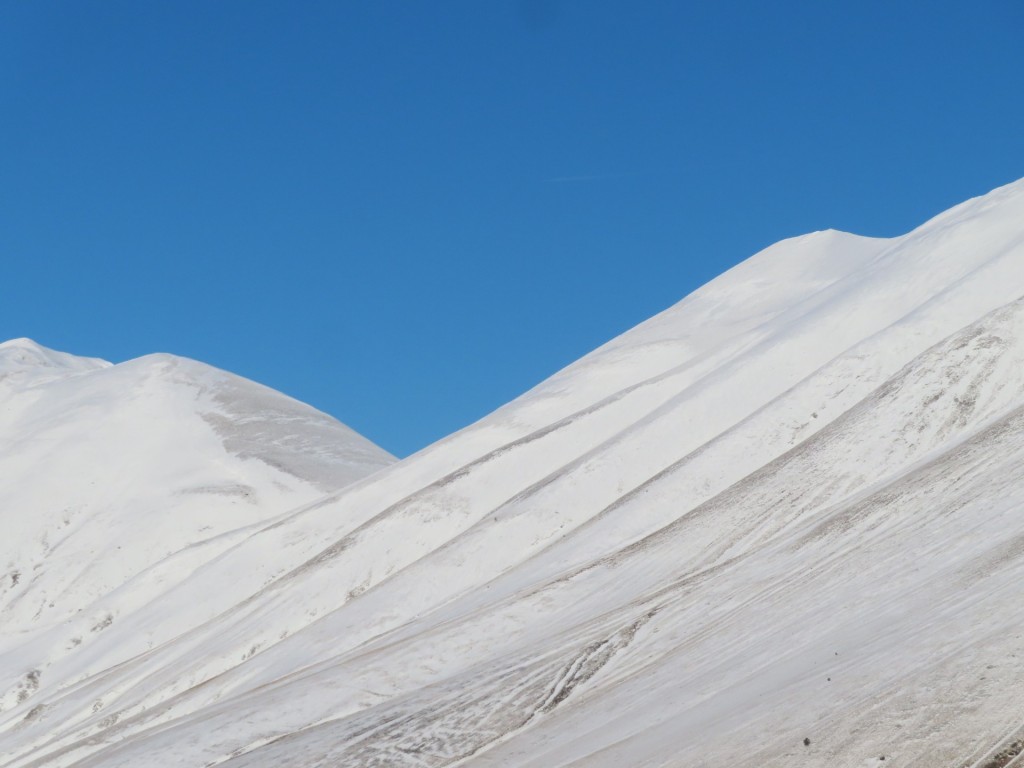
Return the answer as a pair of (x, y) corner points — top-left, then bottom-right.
(4, 179), (1024, 767)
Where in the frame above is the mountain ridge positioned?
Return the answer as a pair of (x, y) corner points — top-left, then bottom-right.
(3, 177), (1024, 767)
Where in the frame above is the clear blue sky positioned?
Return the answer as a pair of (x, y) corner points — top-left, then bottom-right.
(3, 1), (1022, 457)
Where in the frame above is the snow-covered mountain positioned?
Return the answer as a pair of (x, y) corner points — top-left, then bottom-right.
(0, 342), (394, 714)
(4, 178), (1024, 768)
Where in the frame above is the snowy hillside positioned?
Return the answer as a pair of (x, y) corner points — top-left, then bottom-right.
(4, 178), (1024, 768)
(0, 341), (394, 712)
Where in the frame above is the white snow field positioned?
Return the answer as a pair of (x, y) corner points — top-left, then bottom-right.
(4, 178), (1024, 768)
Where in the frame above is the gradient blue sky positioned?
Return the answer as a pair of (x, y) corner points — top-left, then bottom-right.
(3, 1), (1022, 456)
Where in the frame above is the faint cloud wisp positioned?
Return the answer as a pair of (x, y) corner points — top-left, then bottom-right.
(543, 172), (635, 184)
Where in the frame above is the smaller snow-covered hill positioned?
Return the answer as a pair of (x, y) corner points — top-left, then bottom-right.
(0, 339), (393, 710)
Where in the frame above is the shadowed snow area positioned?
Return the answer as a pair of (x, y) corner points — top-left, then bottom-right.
(4, 178), (1024, 767)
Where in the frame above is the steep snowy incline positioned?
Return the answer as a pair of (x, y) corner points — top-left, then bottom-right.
(3, 178), (1024, 768)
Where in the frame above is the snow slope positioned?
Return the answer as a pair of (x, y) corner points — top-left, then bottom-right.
(4, 178), (1024, 767)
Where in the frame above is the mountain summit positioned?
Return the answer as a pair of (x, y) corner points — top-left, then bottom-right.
(3, 179), (1024, 767)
